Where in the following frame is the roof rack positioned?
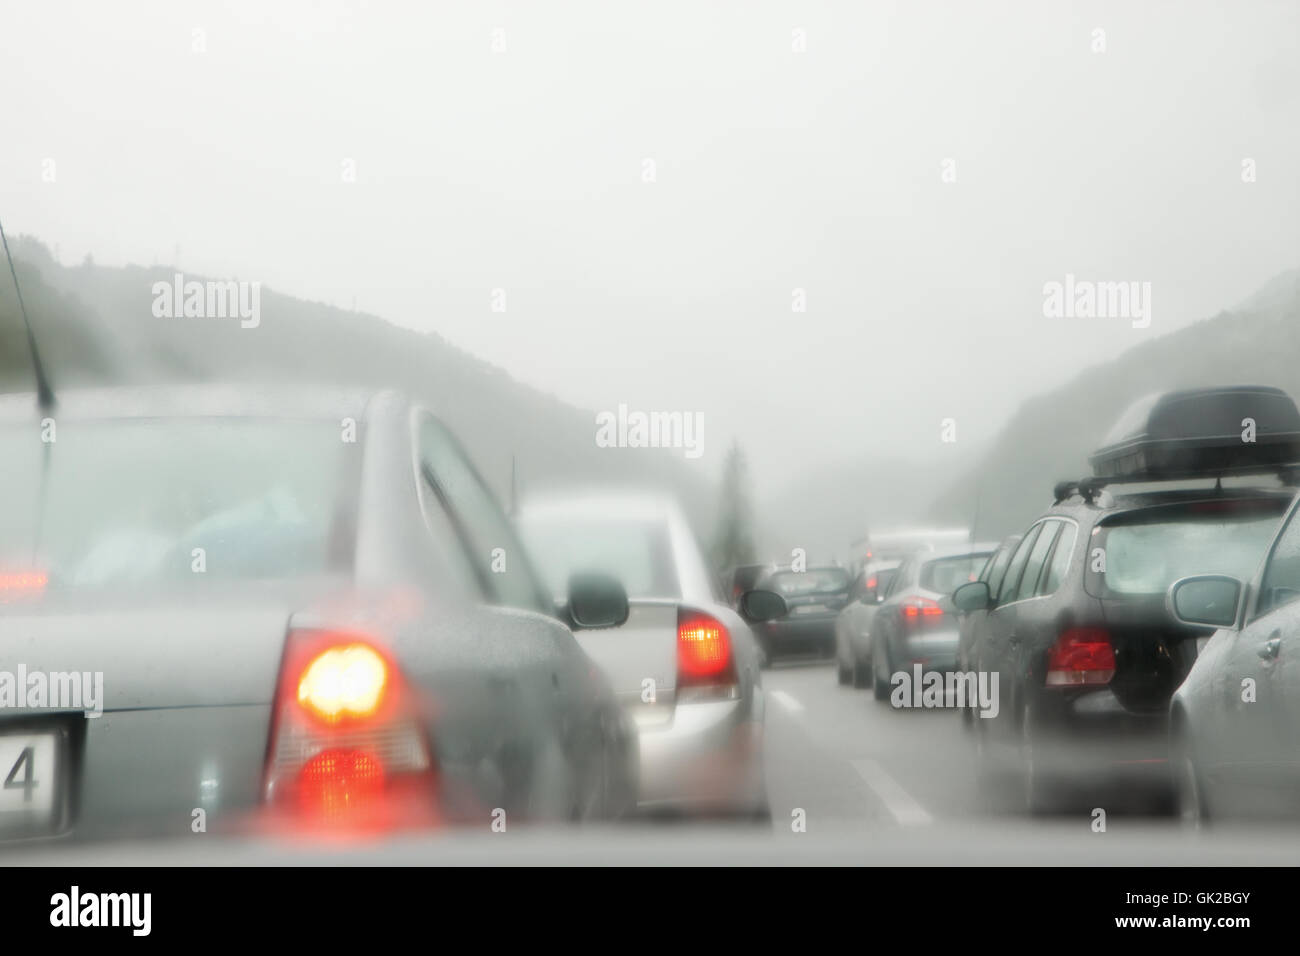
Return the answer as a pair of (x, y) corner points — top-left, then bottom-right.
(1053, 466), (1300, 505)
(1089, 386), (1300, 483)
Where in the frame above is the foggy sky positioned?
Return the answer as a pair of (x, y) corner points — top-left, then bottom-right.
(2, 0), (1297, 499)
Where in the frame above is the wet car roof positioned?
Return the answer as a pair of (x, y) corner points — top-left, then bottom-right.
(1048, 483), (1296, 520)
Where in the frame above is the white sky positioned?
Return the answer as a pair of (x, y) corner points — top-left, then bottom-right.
(3, 0), (1297, 498)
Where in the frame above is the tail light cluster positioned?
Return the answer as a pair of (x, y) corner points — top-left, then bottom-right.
(0, 570), (47, 603)
(899, 596), (945, 631)
(263, 629), (437, 828)
(677, 609), (738, 694)
(1045, 626), (1116, 687)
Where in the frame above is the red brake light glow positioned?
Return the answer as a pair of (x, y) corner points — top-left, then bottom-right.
(901, 597), (944, 618)
(263, 628), (437, 830)
(0, 571), (47, 599)
(297, 749), (386, 819)
(677, 610), (735, 686)
(1045, 627), (1115, 687)
(297, 643), (389, 723)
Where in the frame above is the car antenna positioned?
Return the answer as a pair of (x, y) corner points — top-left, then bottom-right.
(0, 217), (55, 410)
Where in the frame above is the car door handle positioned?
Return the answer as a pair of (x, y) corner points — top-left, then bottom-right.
(1258, 635), (1282, 661)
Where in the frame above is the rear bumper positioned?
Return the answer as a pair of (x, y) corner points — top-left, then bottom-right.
(1030, 688), (1171, 779)
(635, 698), (763, 810)
(889, 629), (961, 673)
(757, 616), (836, 653)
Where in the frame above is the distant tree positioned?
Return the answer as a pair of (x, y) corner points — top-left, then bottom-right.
(710, 441), (758, 573)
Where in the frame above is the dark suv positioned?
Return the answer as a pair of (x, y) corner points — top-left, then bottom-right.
(955, 387), (1300, 813)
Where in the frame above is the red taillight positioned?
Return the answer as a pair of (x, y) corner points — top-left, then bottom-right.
(0, 571), (47, 602)
(0, 571), (46, 589)
(297, 643), (389, 724)
(297, 749), (386, 818)
(677, 610), (736, 687)
(1045, 627), (1115, 687)
(264, 629), (436, 828)
(901, 597), (944, 619)
(866, 577), (877, 589)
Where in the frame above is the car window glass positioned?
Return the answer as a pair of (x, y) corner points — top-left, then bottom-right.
(1015, 521), (1060, 601)
(999, 523), (1043, 605)
(921, 554), (990, 593)
(874, 566), (898, 597)
(884, 560), (911, 599)
(1090, 502), (1287, 598)
(518, 514), (680, 601)
(1259, 506), (1300, 618)
(415, 458), (482, 598)
(1039, 522), (1077, 596)
(983, 544), (1016, 601)
(418, 417), (548, 613)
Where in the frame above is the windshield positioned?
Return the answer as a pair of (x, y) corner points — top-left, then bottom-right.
(518, 514), (680, 600)
(0, 419), (358, 591)
(1088, 501), (1287, 597)
(766, 568), (850, 596)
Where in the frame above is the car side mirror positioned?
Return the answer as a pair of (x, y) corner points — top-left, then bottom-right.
(1167, 575), (1242, 630)
(952, 580), (991, 613)
(740, 589), (787, 622)
(566, 572), (630, 629)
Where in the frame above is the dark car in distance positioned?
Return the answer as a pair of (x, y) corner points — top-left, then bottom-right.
(750, 566), (852, 664)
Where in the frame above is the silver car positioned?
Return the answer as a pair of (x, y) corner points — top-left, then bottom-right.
(0, 385), (638, 843)
(1169, 488), (1300, 823)
(517, 492), (769, 818)
(834, 560), (900, 687)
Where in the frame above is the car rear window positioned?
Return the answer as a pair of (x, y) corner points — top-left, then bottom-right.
(1087, 498), (1288, 598)
(518, 514), (681, 601)
(921, 553), (992, 594)
(767, 568), (850, 596)
(0, 418), (359, 591)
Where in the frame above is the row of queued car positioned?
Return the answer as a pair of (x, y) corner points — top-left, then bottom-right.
(819, 384), (1300, 821)
(0, 384), (777, 844)
(720, 534), (988, 679)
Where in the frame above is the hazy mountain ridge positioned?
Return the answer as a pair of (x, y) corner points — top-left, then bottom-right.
(930, 268), (1300, 538)
(0, 237), (715, 525)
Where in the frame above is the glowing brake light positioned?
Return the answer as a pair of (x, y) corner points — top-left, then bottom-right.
(1045, 627), (1115, 687)
(264, 629), (436, 829)
(298, 643), (388, 722)
(0, 571), (47, 599)
(677, 610), (736, 687)
(901, 597), (944, 618)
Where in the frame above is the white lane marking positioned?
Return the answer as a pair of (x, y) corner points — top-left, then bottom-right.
(769, 690), (804, 713)
(851, 758), (933, 826)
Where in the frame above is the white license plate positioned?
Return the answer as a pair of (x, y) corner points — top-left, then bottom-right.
(0, 733), (59, 832)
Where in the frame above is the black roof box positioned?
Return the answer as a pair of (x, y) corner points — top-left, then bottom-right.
(1090, 386), (1300, 481)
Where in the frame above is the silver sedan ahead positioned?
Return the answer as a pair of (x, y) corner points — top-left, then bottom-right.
(517, 492), (769, 819)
